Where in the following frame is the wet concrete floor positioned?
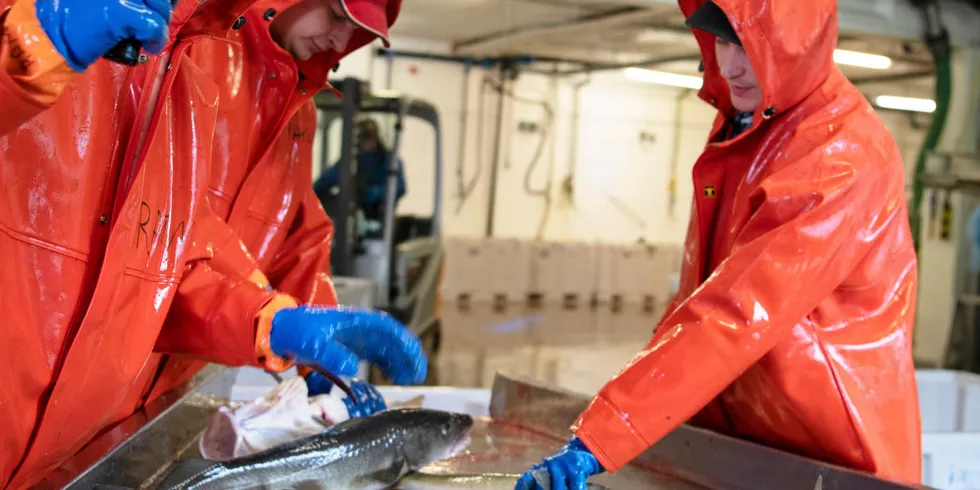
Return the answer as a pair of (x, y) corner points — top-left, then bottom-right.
(437, 301), (663, 396)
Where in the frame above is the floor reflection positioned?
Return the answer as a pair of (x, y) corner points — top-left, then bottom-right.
(438, 301), (662, 396)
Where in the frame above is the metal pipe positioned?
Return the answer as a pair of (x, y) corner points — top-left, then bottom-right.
(432, 108), (444, 235)
(565, 75), (592, 206)
(554, 52), (702, 76)
(381, 101), (410, 299)
(455, 65), (471, 207)
(452, 7), (649, 55)
(850, 69), (934, 85)
(334, 78), (361, 276)
(485, 71), (507, 237)
(385, 50), (394, 90)
(376, 48), (589, 71)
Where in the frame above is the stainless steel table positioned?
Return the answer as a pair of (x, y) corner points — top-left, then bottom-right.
(39, 367), (931, 489)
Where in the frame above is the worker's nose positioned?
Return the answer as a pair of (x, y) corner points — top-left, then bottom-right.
(717, 48), (744, 81)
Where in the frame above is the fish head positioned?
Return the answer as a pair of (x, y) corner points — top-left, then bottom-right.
(393, 408), (474, 470)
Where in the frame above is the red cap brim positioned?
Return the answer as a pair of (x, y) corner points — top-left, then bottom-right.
(340, 0), (390, 47)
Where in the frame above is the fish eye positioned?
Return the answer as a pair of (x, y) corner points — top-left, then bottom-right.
(441, 422), (452, 435)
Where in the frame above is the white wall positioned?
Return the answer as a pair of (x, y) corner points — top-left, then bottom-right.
(316, 36), (928, 248)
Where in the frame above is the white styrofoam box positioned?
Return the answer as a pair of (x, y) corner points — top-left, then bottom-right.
(639, 244), (670, 304)
(441, 237), (491, 300)
(916, 369), (980, 433)
(377, 386), (492, 418)
(531, 240), (596, 299)
(485, 237), (532, 300)
(613, 244), (652, 303)
(922, 433), (980, 490)
(563, 241), (597, 298)
(530, 241), (561, 297)
(594, 243), (618, 301)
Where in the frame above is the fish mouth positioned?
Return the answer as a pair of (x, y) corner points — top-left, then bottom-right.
(447, 429), (473, 458)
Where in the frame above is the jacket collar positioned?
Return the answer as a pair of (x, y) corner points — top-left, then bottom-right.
(173, 0), (263, 40)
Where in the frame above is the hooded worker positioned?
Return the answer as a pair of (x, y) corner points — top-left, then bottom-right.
(144, 0), (407, 419)
(0, 0), (423, 486)
(516, 0), (921, 488)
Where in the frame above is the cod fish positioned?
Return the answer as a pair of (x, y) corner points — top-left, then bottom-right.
(156, 408), (474, 490)
(398, 473), (612, 490)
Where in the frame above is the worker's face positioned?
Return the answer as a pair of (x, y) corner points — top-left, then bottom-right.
(715, 38), (762, 113)
(358, 123), (379, 151)
(271, 0), (357, 61)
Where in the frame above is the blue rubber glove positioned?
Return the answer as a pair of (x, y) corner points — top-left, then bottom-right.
(35, 0), (173, 72)
(270, 306), (427, 386)
(515, 437), (605, 490)
(306, 373), (388, 418)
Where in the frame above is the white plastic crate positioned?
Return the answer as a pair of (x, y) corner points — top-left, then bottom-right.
(594, 243), (618, 302)
(917, 369), (980, 433)
(442, 237), (492, 301)
(923, 434), (980, 490)
(917, 369), (980, 489)
(485, 238), (532, 302)
(530, 240), (595, 303)
(613, 244), (661, 304)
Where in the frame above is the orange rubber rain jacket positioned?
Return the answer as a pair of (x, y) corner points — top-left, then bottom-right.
(146, 0), (401, 396)
(573, 0), (921, 483)
(0, 1), (293, 487)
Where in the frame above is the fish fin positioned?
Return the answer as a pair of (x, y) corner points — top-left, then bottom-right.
(292, 482), (327, 490)
(353, 459), (409, 487)
(156, 459), (221, 489)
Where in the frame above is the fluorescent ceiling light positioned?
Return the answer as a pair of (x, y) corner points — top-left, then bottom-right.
(833, 49), (892, 70)
(874, 95), (936, 113)
(623, 68), (703, 89)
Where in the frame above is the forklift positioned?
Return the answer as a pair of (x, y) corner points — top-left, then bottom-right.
(314, 78), (444, 386)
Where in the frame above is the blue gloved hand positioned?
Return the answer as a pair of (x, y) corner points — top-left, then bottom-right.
(270, 306), (427, 386)
(515, 437), (605, 490)
(306, 373), (388, 418)
(35, 0), (173, 72)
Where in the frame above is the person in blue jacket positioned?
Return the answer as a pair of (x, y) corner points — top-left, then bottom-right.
(315, 118), (407, 222)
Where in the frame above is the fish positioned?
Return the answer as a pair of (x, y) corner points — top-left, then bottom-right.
(155, 408), (474, 490)
(397, 472), (612, 489)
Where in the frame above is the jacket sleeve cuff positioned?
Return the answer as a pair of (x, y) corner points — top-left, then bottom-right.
(3, 0), (78, 103)
(255, 294), (299, 373)
(572, 395), (652, 473)
(249, 268), (271, 289)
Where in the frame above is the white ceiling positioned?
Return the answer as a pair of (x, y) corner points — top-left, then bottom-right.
(390, 0), (938, 93)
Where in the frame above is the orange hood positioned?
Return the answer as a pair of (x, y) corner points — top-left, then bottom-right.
(248, 0), (402, 87)
(681, 0), (838, 120)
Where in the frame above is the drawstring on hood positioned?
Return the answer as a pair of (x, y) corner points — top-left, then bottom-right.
(680, 0), (838, 122)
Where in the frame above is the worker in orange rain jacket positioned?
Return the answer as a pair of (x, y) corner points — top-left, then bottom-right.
(517, 0), (921, 488)
(0, 0), (424, 487)
(143, 0), (404, 416)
